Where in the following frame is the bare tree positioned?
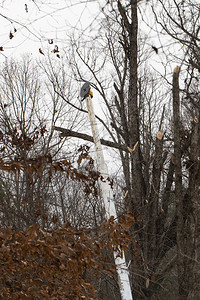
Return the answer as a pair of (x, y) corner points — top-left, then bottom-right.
(0, 56), (69, 230)
(1, 0), (199, 298)
(152, 1), (200, 298)
(49, 1), (200, 298)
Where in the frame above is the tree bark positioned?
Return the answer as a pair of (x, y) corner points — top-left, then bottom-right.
(173, 66), (185, 299)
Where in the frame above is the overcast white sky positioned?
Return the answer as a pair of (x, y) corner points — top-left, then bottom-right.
(0, 0), (103, 60)
(0, 0), (174, 73)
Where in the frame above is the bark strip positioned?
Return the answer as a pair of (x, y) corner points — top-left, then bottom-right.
(173, 66), (185, 298)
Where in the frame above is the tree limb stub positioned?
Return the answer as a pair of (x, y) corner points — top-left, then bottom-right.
(53, 126), (128, 152)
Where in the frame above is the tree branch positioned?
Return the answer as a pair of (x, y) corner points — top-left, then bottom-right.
(53, 126), (128, 152)
(117, 1), (131, 33)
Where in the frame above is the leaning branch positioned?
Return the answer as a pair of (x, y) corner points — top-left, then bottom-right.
(54, 90), (117, 143)
(53, 126), (128, 152)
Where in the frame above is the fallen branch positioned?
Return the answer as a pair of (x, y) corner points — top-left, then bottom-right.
(53, 126), (128, 152)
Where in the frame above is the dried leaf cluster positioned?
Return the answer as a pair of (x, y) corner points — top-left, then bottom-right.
(0, 215), (133, 299)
